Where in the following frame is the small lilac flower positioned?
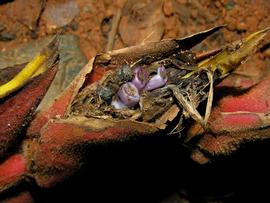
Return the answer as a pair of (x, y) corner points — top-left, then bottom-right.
(111, 82), (140, 109)
(111, 96), (127, 109)
(131, 67), (148, 90)
(145, 66), (168, 91)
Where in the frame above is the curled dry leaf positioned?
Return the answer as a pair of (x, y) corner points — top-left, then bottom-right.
(68, 26), (214, 129)
(119, 0), (165, 46)
(71, 27), (269, 133)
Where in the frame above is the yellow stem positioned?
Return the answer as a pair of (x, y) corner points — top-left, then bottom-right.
(0, 54), (46, 99)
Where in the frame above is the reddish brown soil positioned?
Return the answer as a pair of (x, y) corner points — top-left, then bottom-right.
(1, 0), (269, 60)
(0, 0), (269, 88)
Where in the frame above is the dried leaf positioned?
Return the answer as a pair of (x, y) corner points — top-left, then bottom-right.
(38, 35), (87, 110)
(154, 104), (180, 129)
(0, 64), (25, 86)
(106, 25), (224, 66)
(119, 0), (164, 46)
(0, 37), (54, 70)
(71, 26), (225, 123)
(42, 0), (79, 28)
(196, 27), (270, 77)
(6, 0), (44, 31)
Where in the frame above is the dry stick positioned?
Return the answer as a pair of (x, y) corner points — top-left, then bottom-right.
(16, 0), (46, 33)
(195, 48), (222, 62)
(204, 71), (214, 124)
(106, 9), (122, 52)
(167, 85), (207, 128)
(35, 0), (47, 29)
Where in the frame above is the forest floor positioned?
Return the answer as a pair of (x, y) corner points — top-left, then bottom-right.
(0, 0), (270, 202)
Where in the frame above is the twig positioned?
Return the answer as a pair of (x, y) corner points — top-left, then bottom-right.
(15, 0), (46, 35)
(106, 9), (122, 52)
(195, 48), (222, 62)
(168, 85), (207, 128)
(35, 0), (47, 30)
(204, 71), (213, 123)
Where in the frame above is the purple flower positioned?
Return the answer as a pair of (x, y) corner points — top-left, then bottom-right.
(111, 82), (140, 109)
(111, 96), (127, 109)
(145, 66), (168, 91)
(131, 67), (148, 90)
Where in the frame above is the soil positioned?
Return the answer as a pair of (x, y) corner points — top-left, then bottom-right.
(1, 0), (269, 86)
(1, 0), (269, 59)
(3, 0), (269, 92)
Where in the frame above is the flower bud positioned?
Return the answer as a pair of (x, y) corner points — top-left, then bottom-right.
(131, 67), (148, 90)
(112, 82), (140, 109)
(111, 96), (127, 109)
(145, 66), (168, 91)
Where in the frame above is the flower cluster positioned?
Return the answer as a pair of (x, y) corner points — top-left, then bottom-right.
(111, 66), (168, 109)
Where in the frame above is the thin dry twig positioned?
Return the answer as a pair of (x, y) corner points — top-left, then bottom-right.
(16, 0), (46, 33)
(204, 70), (213, 123)
(106, 9), (122, 52)
(195, 48), (222, 62)
(167, 84), (207, 128)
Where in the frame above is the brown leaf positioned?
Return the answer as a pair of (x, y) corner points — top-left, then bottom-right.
(42, 0), (79, 29)
(154, 105), (180, 129)
(6, 0), (44, 31)
(0, 37), (53, 70)
(38, 35), (87, 110)
(0, 64), (25, 86)
(119, 0), (164, 46)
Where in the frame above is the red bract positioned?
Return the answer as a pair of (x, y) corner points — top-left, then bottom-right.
(187, 74), (270, 164)
(0, 66), (58, 159)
